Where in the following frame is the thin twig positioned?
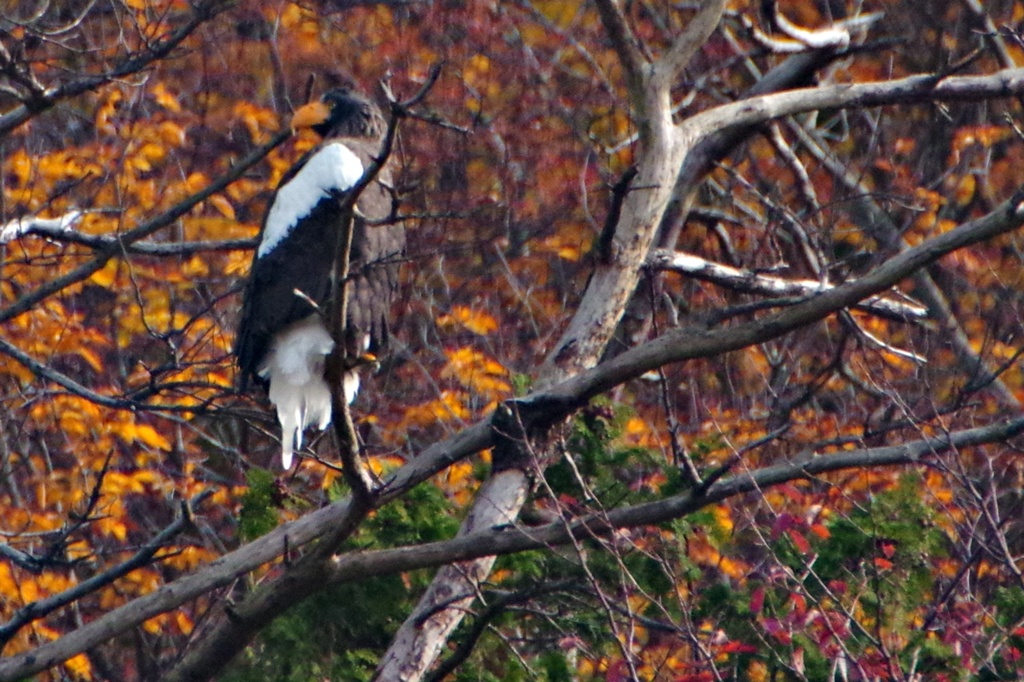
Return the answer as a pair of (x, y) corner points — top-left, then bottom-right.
(0, 492), (211, 648)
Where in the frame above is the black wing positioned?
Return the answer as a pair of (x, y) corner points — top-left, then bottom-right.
(235, 137), (404, 388)
(346, 139), (405, 358)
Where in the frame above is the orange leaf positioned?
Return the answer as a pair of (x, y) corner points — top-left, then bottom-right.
(809, 523), (831, 540)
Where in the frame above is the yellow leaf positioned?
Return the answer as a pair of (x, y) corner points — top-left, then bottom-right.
(175, 610), (194, 635)
(158, 120), (185, 146)
(712, 504), (734, 534)
(95, 89), (123, 135)
(98, 517), (128, 541)
(446, 460), (475, 488)
(442, 347), (511, 398)
(953, 174), (976, 207)
(75, 347), (104, 373)
(0, 563), (17, 599)
(747, 661), (770, 682)
(65, 653), (93, 680)
(438, 305), (498, 335)
(142, 614), (164, 635)
(532, 0), (576, 26)
(208, 194), (236, 220)
(718, 556), (747, 579)
(225, 251), (252, 276)
(150, 82), (182, 113)
(135, 423), (172, 450)
(233, 102), (280, 144)
(182, 255), (209, 278)
(129, 155), (152, 173)
(6, 149), (33, 186)
(400, 390), (470, 428)
(464, 54), (492, 86)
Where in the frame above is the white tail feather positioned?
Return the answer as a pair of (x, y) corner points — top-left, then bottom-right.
(343, 371), (360, 405)
(259, 315), (335, 468)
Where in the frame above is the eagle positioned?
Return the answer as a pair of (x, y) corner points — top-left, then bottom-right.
(235, 88), (404, 468)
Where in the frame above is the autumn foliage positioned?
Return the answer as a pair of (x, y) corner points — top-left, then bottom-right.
(2, 1), (1024, 680)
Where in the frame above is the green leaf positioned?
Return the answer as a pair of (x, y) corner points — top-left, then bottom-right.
(238, 468), (279, 540)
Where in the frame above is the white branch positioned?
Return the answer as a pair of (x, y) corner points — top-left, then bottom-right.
(652, 0), (728, 94)
(0, 210), (83, 243)
(683, 67), (1024, 138)
(0, 209), (255, 254)
(648, 248), (928, 321)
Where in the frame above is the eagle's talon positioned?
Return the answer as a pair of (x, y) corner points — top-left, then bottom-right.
(342, 352), (379, 372)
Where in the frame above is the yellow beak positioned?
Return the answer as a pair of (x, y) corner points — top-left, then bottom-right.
(291, 101), (331, 130)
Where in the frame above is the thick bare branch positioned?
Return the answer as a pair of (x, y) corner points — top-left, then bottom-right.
(654, 45), (851, 251)
(0, 210), (84, 242)
(650, 0), (728, 95)
(320, 415), (1024, 595)
(375, 471), (528, 681)
(648, 248), (928, 321)
(593, 0), (647, 98)
(754, 0), (856, 52)
(682, 67), (1024, 137)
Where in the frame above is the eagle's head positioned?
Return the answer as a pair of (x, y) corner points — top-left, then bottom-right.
(291, 88), (384, 140)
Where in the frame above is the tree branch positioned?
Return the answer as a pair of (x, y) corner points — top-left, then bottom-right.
(648, 248), (928, 321)
(321, 415), (1024, 596)
(650, 0), (728, 95)
(0, 494), (207, 650)
(0, 127), (290, 326)
(0, 212), (257, 254)
(593, 0), (647, 99)
(785, 117), (1022, 410)
(0, 0), (232, 137)
(682, 67), (1024, 137)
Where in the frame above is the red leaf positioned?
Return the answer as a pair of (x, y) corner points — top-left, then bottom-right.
(750, 587), (765, 615)
(790, 593), (807, 616)
(787, 528), (811, 554)
(827, 580), (847, 595)
(719, 641), (757, 654)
